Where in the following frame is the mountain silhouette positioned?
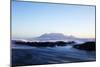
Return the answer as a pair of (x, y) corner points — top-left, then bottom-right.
(32, 33), (95, 42)
(34, 33), (77, 41)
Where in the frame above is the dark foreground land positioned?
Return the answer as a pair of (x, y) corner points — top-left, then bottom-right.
(73, 42), (96, 51)
(13, 40), (96, 51)
(13, 40), (75, 47)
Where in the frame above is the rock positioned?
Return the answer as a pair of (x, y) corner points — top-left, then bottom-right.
(73, 42), (96, 51)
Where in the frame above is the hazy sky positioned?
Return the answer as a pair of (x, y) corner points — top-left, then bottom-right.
(12, 1), (95, 38)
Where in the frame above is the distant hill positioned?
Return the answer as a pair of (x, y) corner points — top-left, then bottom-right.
(33, 33), (76, 42)
(33, 33), (95, 42)
(12, 33), (95, 43)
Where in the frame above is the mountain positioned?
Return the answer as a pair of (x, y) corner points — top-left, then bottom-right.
(32, 33), (95, 42)
(33, 33), (77, 42)
(12, 33), (95, 43)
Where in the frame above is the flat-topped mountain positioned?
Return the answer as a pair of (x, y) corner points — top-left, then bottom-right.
(33, 33), (95, 42)
(12, 33), (95, 42)
(34, 33), (76, 41)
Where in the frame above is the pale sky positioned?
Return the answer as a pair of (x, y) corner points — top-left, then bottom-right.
(12, 1), (95, 38)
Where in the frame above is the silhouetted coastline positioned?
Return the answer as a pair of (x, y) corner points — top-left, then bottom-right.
(73, 42), (96, 51)
(12, 40), (75, 47)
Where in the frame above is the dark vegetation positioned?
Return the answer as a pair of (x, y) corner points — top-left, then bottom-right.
(73, 42), (96, 51)
(12, 40), (96, 51)
(12, 40), (75, 47)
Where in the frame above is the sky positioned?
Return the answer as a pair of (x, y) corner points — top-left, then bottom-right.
(12, 1), (95, 38)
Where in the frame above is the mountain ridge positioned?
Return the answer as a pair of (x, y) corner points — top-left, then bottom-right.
(32, 33), (95, 42)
